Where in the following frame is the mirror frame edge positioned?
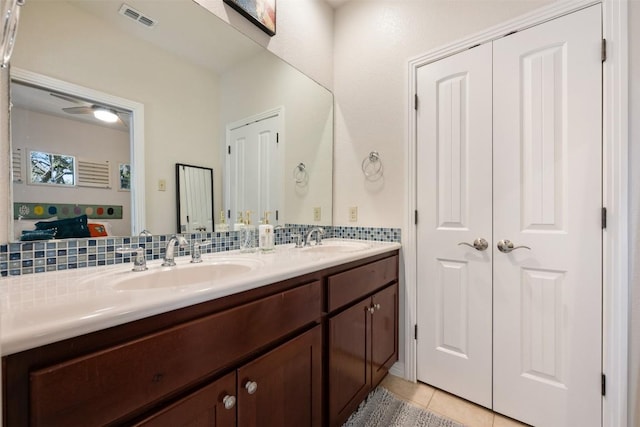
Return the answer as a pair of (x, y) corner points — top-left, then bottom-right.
(1, 66), (10, 243)
(8, 67), (146, 238)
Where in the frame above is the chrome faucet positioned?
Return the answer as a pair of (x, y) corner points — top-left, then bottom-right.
(162, 235), (189, 267)
(304, 227), (325, 246)
(116, 246), (148, 272)
(191, 240), (212, 263)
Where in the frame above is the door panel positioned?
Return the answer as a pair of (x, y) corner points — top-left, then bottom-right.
(328, 300), (371, 425)
(416, 42), (493, 408)
(237, 326), (322, 427)
(226, 114), (281, 225)
(371, 283), (399, 387)
(492, 5), (602, 426)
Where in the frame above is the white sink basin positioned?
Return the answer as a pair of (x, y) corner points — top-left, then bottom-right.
(112, 258), (263, 291)
(301, 240), (371, 254)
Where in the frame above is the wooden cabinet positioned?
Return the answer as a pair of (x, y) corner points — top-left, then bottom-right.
(327, 257), (399, 427)
(28, 281), (321, 426)
(136, 326), (322, 427)
(134, 372), (237, 427)
(2, 250), (399, 426)
(237, 325), (322, 427)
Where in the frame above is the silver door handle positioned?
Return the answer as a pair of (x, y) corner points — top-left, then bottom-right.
(497, 239), (531, 253)
(458, 238), (488, 251)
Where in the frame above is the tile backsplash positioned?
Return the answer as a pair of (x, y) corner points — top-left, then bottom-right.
(0, 225), (401, 277)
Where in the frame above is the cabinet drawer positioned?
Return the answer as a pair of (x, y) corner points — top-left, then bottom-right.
(29, 281), (321, 426)
(327, 255), (398, 312)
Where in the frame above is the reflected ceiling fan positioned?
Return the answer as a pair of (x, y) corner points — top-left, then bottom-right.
(50, 92), (129, 127)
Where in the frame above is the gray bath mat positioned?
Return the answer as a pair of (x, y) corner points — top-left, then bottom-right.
(343, 387), (465, 427)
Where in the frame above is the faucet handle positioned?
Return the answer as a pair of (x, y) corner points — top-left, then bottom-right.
(291, 233), (304, 248)
(138, 229), (152, 238)
(315, 227), (325, 245)
(173, 234), (189, 247)
(191, 240), (212, 263)
(116, 246), (148, 272)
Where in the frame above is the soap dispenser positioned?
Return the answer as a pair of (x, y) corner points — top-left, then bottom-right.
(259, 211), (275, 252)
(239, 210), (256, 253)
(233, 211), (245, 232)
(216, 210), (229, 232)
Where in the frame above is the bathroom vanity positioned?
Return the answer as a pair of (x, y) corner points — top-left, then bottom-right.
(1, 241), (399, 426)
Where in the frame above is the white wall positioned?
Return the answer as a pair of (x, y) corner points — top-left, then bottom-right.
(628, 1), (639, 425)
(195, 0), (334, 90)
(12, 0), (220, 235)
(332, 0), (551, 228)
(11, 108), (131, 236)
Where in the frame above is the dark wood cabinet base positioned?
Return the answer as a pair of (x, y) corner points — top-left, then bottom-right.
(2, 251), (399, 426)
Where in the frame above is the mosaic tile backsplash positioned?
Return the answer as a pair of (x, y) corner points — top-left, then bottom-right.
(0, 225), (401, 277)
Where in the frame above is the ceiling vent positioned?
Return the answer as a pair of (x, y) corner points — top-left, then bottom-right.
(118, 4), (157, 28)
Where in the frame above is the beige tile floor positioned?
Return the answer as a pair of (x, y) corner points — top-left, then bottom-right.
(381, 374), (531, 427)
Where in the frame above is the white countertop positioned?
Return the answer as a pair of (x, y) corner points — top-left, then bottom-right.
(0, 239), (400, 356)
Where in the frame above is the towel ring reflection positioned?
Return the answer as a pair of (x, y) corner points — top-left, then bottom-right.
(294, 162), (308, 184)
(361, 151), (383, 180)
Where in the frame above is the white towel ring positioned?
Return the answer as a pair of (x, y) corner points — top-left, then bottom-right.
(294, 162), (308, 184)
(362, 151), (383, 180)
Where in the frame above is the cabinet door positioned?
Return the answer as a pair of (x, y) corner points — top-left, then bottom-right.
(328, 300), (371, 427)
(134, 372), (236, 427)
(371, 283), (398, 387)
(237, 326), (322, 427)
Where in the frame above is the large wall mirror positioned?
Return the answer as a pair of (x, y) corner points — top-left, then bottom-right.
(7, 0), (333, 242)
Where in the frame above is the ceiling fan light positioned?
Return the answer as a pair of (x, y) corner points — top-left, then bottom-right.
(93, 108), (118, 123)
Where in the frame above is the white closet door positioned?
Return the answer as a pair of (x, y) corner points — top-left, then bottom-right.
(492, 5), (602, 426)
(416, 43), (493, 408)
(227, 114), (281, 224)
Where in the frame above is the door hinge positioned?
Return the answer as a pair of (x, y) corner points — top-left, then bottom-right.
(227, 145), (231, 155)
(602, 207), (607, 229)
(602, 39), (607, 62)
(414, 324), (418, 340)
(414, 210), (418, 225)
(602, 373), (606, 396)
(275, 210), (279, 221)
(227, 209), (231, 219)
(276, 133), (279, 143)
(414, 94), (418, 111)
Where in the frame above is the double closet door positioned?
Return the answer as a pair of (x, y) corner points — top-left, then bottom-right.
(416, 6), (602, 427)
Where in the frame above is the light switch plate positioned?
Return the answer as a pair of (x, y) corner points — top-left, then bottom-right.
(158, 179), (166, 191)
(349, 206), (358, 222)
(313, 207), (321, 222)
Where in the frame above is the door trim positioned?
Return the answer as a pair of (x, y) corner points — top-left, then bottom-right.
(405, 1), (629, 426)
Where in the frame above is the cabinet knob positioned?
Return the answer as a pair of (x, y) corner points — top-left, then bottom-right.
(374, 303), (381, 310)
(368, 306), (375, 314)
(245, 380), (258, 395)
(222, 394), (236, 410)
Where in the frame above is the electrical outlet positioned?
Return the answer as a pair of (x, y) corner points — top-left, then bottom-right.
(349, 206), (358, 222)
(158, 179), (166, 191)
(313, 207), (321, 222)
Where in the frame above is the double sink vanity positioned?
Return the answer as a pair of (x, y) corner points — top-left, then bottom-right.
(1, 239), (400, 426)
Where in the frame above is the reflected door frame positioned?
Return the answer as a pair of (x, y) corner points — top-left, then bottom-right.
(405, 1), (629, 427)
(224, 106), (284, 226)
(9, 68), (146, 235)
